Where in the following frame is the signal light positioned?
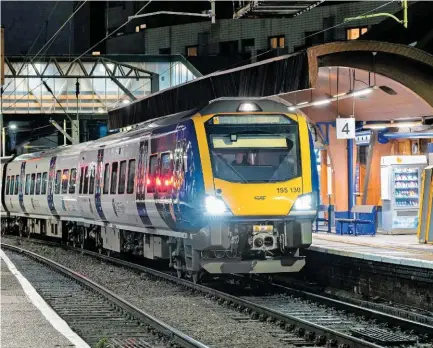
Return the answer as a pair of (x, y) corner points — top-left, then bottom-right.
(156, 177), (161, 186)
(147, 178), (151, 185)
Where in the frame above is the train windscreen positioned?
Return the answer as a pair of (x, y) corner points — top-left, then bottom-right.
(206, 115), (300, 183)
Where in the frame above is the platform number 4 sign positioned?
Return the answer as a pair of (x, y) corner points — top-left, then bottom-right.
(336, 118), (356, 139)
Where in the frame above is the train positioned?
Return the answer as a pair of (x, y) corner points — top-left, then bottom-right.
(1, 97), (319, 281)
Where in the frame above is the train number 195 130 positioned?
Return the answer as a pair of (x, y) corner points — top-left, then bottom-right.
(277, 187), (301, 194)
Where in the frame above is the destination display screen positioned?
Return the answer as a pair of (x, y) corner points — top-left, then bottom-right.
(211, 115), (292, 125)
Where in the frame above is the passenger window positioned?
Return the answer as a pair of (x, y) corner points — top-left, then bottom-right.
(110, 162), (118, 194)
(55, 170), (61, 194)
(30, 174), (36, 195)
(83, 166), (89, 194)
(41, 172), (48, 194)
(89, 166), (95, 194)
(79, 167), (84, 194)
(127, 159), (135, 194)
(10, 176), (15, 195)
(103, 163), (110, 194)
(35, 173), (42, 195)
(62, 169), (69, 194)
(5, 176), (10, 195)
(147, 155), (158, 193)
(15, 175), (20, 195)
(118, 161), (127, 194)
(25, 174), (31, 195)
(69, 168), (77, 194)
(160, 152), (173, 193)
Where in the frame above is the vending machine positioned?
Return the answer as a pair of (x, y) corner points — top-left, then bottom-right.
(381, 155), (428, 233)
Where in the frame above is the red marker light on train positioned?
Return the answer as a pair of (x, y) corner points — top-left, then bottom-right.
(147, 178), (151, 185)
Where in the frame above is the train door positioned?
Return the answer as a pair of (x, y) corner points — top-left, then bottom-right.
(136, 138), (152, 227)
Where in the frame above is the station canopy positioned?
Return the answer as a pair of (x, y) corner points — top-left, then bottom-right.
(1, 55), (199, 115)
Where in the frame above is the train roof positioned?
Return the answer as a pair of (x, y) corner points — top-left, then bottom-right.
(10, 141), (94, 163)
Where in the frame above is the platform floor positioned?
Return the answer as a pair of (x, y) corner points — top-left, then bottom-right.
(0, 252), (89, 348)
(311, 233), (433, 269)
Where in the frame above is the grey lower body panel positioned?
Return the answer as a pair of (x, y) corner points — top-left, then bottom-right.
(201, 257), (306, 274)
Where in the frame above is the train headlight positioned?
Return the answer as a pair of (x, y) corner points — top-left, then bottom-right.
(293, 193), (313, 210)
(205, 196), (227, 214)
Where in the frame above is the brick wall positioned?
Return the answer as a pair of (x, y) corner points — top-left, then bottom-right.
(300, 250), (433, 311)
(142, 1), (401, 56)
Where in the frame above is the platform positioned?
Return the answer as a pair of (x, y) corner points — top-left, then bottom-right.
(310, 233), (433, 269)
(0, 251), (89, 348)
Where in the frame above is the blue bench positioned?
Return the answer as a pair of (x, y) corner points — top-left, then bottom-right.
(335, 205), (377, 236)
(314, 204), (332, 233)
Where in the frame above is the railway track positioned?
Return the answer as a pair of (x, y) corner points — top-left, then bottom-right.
(1, 244), (209, 348)
(2, 237), (433, 348)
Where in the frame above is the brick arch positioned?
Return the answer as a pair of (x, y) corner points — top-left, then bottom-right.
(307, 41), (433, 108)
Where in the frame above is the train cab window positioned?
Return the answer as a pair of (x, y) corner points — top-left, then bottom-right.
(69, 168), (77, 194)
(30, 174), (36, 195)
(147, 155), (158, 193)
(15, 175), (20, 195)
(110, 162), (118, 194)
(118, 161), (127, 194)
(79, 167), (84, 194)
(25, 174), (31, 195)
(5, 176), (10, 195)
(35, 173), (42, 195)
(103, 163), (110, 194)
(62, 169), (69, 194)
(127, 159), (135, 194)
(83, 166), (89, 194)
(89, 166), (95, 194)
(41, 172), (48, 195)
(160, 152), (173, 193)
(55, 170), (61, 194)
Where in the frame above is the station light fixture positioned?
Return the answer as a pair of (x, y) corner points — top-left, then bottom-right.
(288, 86), (376, 111)
(9, 123), (17, 130)
(311, 99), (331, 106)
(364, 120), (423, 129)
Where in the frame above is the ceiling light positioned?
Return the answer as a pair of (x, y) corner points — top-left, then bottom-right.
(311, 99), (331, 106)
(122, 99), (130, 104)
(352, 88), (373, 97)
(9, 124), (17, 130)
(333, 92), (347, 98)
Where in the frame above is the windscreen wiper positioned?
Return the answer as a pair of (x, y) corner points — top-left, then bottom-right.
(213, 152), (248, 184)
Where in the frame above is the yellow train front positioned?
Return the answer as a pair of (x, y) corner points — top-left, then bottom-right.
(183, 97), (319, 274)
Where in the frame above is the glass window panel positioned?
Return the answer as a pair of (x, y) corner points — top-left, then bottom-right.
(55, 170), (61, 194)
(103, 164), (110, 194)
(118, 161), (127, 194)
(15, 175), (20, 195)
(35, 173), (42, 195)
(41, 173), (48, 194)
(25, 174), (31, 195)
(127, 160), (135, 194)
(69, 168), (77, 194)
(110, 162), (118, 194)
(62, 169), (69, 194)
